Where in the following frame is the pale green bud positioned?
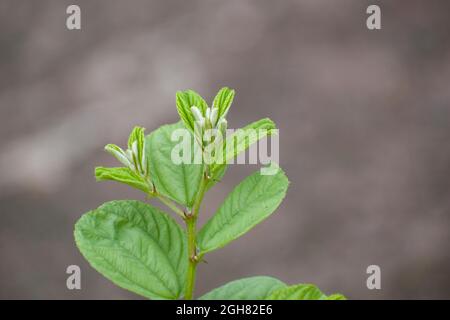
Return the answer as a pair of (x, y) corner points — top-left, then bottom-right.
(105, 144), (133, 168)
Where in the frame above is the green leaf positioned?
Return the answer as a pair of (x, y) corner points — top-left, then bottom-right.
(128, 126), (145, 150)
(267, 284), (322, 300)
(146, 122), (204, 207)
(326, 294), (347, 300)
(198, 166), (289, 254)
(213, 87), (235, 120)
(200, 276), (285, 300)
(206, 163), (227, 191)
(74, 200), (187, 300)
(104, 144), (133, 168)
(127, 126), (148, 175)
(95, 167), (151, 194)
(267, 284), (346, 300)
(210, 118), (277, 180)
(176, 90), (208, 132)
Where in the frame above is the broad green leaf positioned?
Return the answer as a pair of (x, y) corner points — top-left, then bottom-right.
(213, 87), (235, 120)
(210, 118), (277, 180)
(74, 200), (187, 300)
(267, 284), (346, 300)
(176, 90), (208, 132)
(146, 122), (204, 207)
(95, 167), (151, 194)
(198, 166), (289, 254)
(200, 276), (285, 300)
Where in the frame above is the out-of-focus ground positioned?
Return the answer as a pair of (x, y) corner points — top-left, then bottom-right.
(1, 0), (450, 299)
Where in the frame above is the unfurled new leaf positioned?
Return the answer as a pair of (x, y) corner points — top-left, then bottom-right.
(128, 126), (145, 150)
(200, 276), (285, 300)
(74, 200), (187, 300)
(95, 167), (151, 194)
(198, 166), (289, 254)
(176, 90), (208, 132)
(127, 126), (147, 176)
(267, 284), (346, 300)
(213, 87), (235, 120)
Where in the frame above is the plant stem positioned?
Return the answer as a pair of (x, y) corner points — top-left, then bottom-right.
(184, 217), (197, 300)
(184, 172), (209, 300)
(157, 194), (185, 219)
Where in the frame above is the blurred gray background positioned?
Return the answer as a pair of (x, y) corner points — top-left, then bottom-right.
(1, 0), (449, 299)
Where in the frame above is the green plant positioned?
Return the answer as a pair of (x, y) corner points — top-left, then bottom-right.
(74, 87), (346, 300)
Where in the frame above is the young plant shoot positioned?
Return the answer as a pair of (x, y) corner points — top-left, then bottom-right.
(74, 87), (346, 300)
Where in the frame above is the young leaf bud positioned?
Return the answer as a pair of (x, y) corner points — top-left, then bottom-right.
(191, 106), (204, 124)
(210, 107), (218, 127)
(105, 144), (133, 168)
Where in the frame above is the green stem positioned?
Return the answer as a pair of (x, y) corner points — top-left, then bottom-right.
(184, 172), (209, 300)
(157, 194), (185, 219)
(184, 217), (197, 300)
